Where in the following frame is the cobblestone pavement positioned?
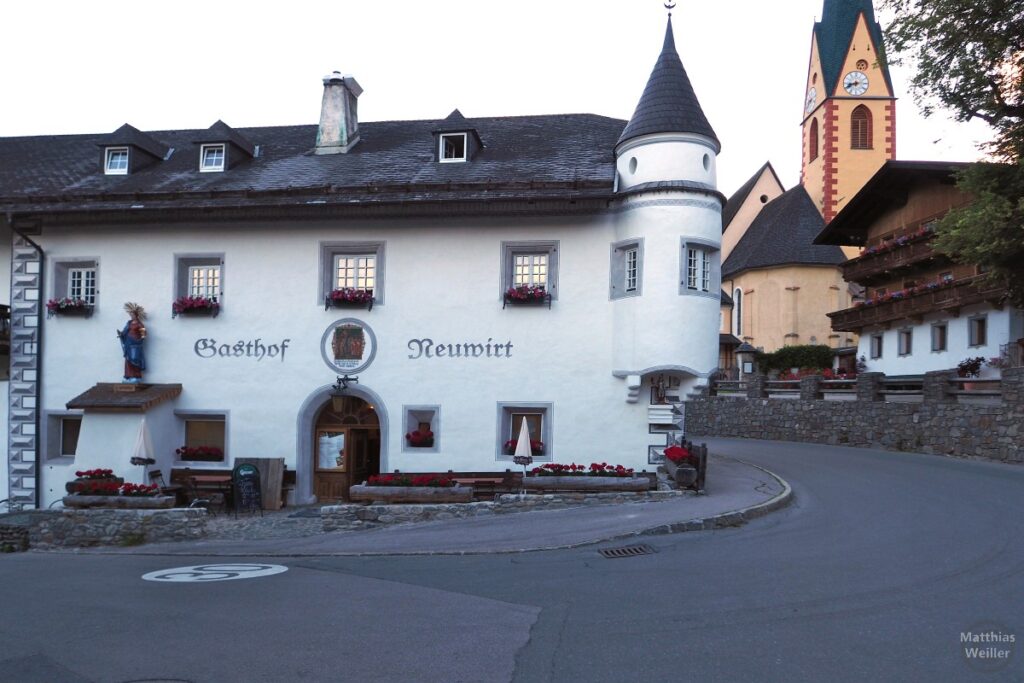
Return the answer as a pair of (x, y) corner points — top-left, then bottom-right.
(202, 506), (324, 540)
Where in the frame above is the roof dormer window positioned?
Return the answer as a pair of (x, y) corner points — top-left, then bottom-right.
(200, 144), (226, 172)
(439, 133), (467, 163)
(104, 147), (129, 175)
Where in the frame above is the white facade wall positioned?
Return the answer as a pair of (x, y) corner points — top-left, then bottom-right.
(31, 209), (718, 506)
(859, 304), (1019, 377)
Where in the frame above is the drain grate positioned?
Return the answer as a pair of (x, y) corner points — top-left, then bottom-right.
(599, 544), (657, 559)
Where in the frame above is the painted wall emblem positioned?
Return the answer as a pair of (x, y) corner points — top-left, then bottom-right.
(321, 318), (377, 374)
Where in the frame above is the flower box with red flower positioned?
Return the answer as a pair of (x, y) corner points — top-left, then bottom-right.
(349, 473), (472, 503)
(46, 298), (93, 318)
(405, 430), (435, 448)
(504, 439), (544, 456)
(325, 288), (374, 311)
(176, 445), (224, 462)
(172, 295), (220, 318)
(502, 285), (552, 309)
(65, 469), (124, 494)
(524, 462), (650, 491)
(662, 446), (698, 486)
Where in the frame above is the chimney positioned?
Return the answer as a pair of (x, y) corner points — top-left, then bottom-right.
(315, 71), (362, 154)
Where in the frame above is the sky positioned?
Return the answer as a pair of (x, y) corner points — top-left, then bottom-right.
(0, 0), (993, 196)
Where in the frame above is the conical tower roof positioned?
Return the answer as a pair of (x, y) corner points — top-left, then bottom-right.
(618, 17), (719, 151)
(815, 0), (893, 95)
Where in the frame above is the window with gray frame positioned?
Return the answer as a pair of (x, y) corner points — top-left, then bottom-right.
(931, 322), (948, 352)
(175, 411), (228, 462)
(680, 240), (720, 296)
(968, 315), (987, 347)
(898, 328), (913, 356)
(319, 242), (386, 304)
(53, 259), (99, 306)
(610, 239), (643, 299)
(870, 333), (884, 359)
(44, 412), (83, 461)
(402, 405), (440, 453)
(501, 241), (558, 298)
(496, 402), (552, 461)
(175, 255), (223, 302)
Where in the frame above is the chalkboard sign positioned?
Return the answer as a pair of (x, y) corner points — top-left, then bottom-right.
(232, 464), (263, 515)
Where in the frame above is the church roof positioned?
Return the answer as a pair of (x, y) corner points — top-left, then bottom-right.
(618, 17), (719, 150)
(722, 185), (845, 277)
(815, 0), (894, 96)
(722, 162), (783, 232)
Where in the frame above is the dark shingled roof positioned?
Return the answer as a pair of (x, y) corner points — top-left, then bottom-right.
(98, 123), (169, 160)
(815, 0), (894, 96)
(195, 120), (256, 157)
(720, 289), (734, 306)
(722, 162), (782, 232)
(66, 383), (183, 412)
(617, 17), (719, 150)
(722, 185), (845, 277)
(0, 113), (626, 216)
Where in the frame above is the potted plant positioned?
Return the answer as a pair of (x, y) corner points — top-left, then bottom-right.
(504, 439), (544, 456)
(405, 429), (435, 448)
(172, 295), (220, 318)
(325, 287), (374, 311)
(523, 462), (650, 491)
(663, 445), (698, 487)
(957, 356), (986, 391)
(176, 445), (224, 462)
(46, 298), (93, 318)
(349, 473), (473, 503)
(65, 468), (123, 494)
(502, 285), (551, 308)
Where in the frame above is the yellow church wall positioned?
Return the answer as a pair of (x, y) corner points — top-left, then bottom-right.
(723, 265), (855, 352)
(801, 33), (827, 212)
(831, 98), (891, 215)
(832, 15), (892, 99)
(721, 170), (785, 261)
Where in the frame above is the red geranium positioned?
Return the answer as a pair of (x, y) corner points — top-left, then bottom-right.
(366, 473), (454, 488)
(328, 288), (373, 304)
(405, 430), (435, 448)
(504, 439), (544, 456)
(664, 445), (694, 465)
(504, 285), (547, 302)
(529, 462), (635, 478)
(172, 295), (220, 314)
(75, 468), (115, 480)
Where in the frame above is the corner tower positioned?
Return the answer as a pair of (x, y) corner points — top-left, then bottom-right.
(801, 0), (895, 224)
(612, 16), (723, 399)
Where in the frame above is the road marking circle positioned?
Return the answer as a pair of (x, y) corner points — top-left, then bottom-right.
(142, 563), (288, 583)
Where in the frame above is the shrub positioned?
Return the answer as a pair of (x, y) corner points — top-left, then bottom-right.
(754, 345), (834, 373)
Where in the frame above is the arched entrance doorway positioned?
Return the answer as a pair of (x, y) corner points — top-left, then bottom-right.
(312, 395), (381, 501)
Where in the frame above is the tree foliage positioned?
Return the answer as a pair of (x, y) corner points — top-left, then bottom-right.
(754, 345), (834, 373)
(882, 0), (1024, 161)
(883, 0), (1024, 305)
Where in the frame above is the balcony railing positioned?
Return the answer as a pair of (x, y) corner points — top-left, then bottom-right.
(829, 276), (1007, 332)
(842, 239), (944, 284)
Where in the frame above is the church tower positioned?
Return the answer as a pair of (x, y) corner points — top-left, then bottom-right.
(800, 0), (895, 224)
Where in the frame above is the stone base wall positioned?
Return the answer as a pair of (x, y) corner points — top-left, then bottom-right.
(686, 397), (1023, 463)
(8, 509), (208, 549)
(0, 524), (30, 552)
(322, 490), (687, 532)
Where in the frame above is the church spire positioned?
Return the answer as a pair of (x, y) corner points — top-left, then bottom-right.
(815, 0), (893, 96)
(617, 16), (720, 151)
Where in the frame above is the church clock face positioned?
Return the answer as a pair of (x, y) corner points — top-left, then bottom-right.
(805, 87), (817, 114)
(843, 71), (869, 96)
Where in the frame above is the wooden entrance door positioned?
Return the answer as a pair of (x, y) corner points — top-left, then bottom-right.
(313, 396), (381, 502)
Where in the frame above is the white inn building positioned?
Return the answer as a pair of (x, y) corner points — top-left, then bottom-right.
(0, 18), (725, 507)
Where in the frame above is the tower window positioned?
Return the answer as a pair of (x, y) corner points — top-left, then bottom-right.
(809, 118), (819, 161)
(851, 106), (873, 149)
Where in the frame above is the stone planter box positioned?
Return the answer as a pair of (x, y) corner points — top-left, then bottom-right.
(65, 477), (124, 494)
(523, 476), (651, 492)
(348, 485), (473, 504)
(62, 495), (176, 509)
(663, 459), (698, 487)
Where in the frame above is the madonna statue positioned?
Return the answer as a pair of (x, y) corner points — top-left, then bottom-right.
(118, 302), (147, 382)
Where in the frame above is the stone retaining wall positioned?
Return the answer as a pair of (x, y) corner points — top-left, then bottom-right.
(0, 524), (30, 552)
(686, 370), (1024, 463)
(4, 509), (208, 549)
(322, 490), (687, 532)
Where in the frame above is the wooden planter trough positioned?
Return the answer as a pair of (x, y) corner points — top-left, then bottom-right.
(663, 458), (698, 487)
(62, 495), (176, 509)
(523, 476), (651, 492)
(348, 485), (473, 504)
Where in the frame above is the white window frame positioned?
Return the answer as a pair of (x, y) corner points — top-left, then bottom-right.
(439, 133), (468, 163)
(188, 264), (221, 300)
(68, 266), (97, 304)
(686, 246), (713, 293)
(624, 248), (639, 293)
(200, 143), (226, 172)
(104, 146), (129, 175)
(333, 254), (376, 292)
(512, 253), (548, 288)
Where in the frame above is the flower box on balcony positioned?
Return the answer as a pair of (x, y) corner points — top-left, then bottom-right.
(325, 288), (374, 311)
(503, 285), (552, 309)
(46, 298), (93, 318)
(172, 296), (220, 318)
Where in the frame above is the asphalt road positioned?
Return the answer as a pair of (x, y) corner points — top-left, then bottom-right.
(2, 438), (1022, 682)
